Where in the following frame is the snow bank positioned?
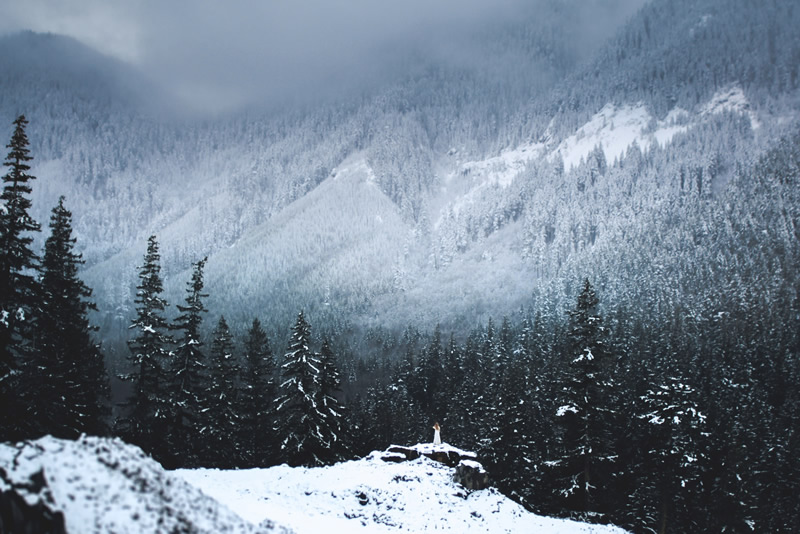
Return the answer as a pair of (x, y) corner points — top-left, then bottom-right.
(0, 436), (289, 534)
(177, 448), (629, 534)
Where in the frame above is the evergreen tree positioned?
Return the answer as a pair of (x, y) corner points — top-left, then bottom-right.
(240, 317), (275, 466)
(0, 115), (41, 440)
(203, 315), (241, 468)
(124, 235), (173, 460)
(34, 196), (109, 438)
(275, 311), (327, 466)
(550, 279), (617, 518)
(634, 377), (707, 534)
(170, 257), (209, 466)
(317, 338), (347, 463)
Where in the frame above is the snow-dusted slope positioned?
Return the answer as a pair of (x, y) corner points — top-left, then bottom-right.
(0, 436), (291, 534)
(177, 445), (628, 534)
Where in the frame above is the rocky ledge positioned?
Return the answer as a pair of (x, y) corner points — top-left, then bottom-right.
(379, 443), (490, 490)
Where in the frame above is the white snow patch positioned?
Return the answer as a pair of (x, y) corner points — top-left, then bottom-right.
(700, 85), (760, 129)
(178, 450), (628, 534)
(440, 141), (545, 222)
(556, 405), (579, 417)
(458, 459), (486, 473)
(553, 104), (651, 171)
(453, 141), (545, 188)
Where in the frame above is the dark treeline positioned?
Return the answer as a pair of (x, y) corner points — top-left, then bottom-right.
(2, 114), (799, 534)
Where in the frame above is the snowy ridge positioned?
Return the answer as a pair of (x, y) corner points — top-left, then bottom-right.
(0, 436), (290, 534)
(700, 85), (761, 129)
(177, 445), (629, 534)
(552, 84), (757, 171)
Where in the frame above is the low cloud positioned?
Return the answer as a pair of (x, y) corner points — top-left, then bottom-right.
(2, 0), (647, 112)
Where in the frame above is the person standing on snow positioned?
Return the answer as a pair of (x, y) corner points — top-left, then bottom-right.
(432, 422), (442, 445)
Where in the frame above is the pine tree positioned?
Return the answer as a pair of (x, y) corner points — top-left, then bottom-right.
(33, 196), (109, 438)
(317, 338), (347, 463)
(550, 279), (617, 518)
(634, 377), (707, 534)
(170, 257), (209, 466)
(202, 315), (241, 468)
(240, 317), (275, 466)
(275, 311), (327, 466)
(0, 115), (41, 440)
(124, 235), (173, 460)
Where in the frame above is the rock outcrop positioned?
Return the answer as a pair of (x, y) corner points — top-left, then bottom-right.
(379, 443), (490, 490)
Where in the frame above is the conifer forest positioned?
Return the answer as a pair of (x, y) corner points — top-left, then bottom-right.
(1, 0), (800, 532)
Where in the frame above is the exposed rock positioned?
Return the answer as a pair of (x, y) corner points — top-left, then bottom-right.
(0, 484), (67, 534)
(379, 443), (488, 490)
(454, 460), (490, 491)
(381, 443), (478, 468)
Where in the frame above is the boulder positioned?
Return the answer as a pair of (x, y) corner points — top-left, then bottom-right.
(454, 460), (490, 491)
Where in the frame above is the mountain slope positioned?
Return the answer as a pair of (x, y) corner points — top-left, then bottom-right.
(1, 0), (799, 343)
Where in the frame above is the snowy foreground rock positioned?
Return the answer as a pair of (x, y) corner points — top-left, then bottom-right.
(177, 443), (629, 534)
(1, 436), (627, 533)
(0, 435), (291, 534)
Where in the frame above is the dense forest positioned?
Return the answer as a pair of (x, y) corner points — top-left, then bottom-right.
(2, 114), (799, 533)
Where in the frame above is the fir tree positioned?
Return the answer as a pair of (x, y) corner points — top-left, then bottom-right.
(33, 196), (109, 438)
(275, 311), (327, 466)
(124, 235), (173, 460)
(170, 257), (209, 466)
(203, 315), (241, 468)
(0, 115), (41, 440)
(551, 279), (617, 518)
(634, 377), (707, 534)
(317, 338), (347, 463)
(240, 317), (275, 466)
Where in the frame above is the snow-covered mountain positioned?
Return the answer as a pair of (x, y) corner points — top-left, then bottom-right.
(1, 0), (799, 345)
(0, 436), (626, 534)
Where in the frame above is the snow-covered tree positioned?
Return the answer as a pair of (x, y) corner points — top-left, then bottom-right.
(33, 196), (109, 438)
(240, 317), (276, 466)
(124, 235), (174, 458)
(550, 279), (618, 517)
(170, 257), (209, 466)
(317, 338), (347, 463)
(202, 315), (241, 468)
(275, 311), (327, 467)
(634, 377), (707, 534)
(0, 115), (41, 440)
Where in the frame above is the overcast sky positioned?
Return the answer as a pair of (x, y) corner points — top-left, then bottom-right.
(0, 0), (645, 112)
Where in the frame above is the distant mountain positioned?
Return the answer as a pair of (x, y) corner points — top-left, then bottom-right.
(1, 0), (798, 351)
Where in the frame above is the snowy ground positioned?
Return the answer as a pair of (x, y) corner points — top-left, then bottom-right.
(0, 436), (288, 534)
(177, 445), (628, 534)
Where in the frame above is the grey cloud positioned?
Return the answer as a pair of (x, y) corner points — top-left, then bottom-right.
(2, 0), (648, 113)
